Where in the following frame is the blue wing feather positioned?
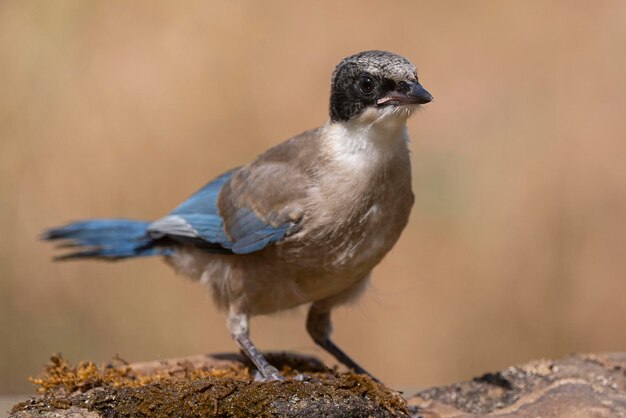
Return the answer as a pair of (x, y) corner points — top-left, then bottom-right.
(171, 169), (236, 215)
(231, 223), (291, 254)
(45, 168), (295, 260)
(148, 168), (292, 253)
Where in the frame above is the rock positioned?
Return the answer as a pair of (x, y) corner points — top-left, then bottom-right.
(408, 352), (626, 417)
(9, 352), (626, 417)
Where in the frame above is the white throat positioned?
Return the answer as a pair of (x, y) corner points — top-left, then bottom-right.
(323, 105), (413, 158)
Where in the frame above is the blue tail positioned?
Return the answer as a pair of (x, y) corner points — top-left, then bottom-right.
(42, 219), (173, 260)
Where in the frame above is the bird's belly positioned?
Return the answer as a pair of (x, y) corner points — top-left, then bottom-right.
(273, 199), (410, 301)
(167, 193), (411, 316)
(326, 204), (390, 270)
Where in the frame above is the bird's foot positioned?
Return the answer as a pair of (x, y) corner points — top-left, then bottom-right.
(253, 366), (284, 382)
(292, 373), (320, 383)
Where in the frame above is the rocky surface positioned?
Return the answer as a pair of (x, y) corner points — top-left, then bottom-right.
(9, 352), (626, 417)
(408, 352), (626, 417)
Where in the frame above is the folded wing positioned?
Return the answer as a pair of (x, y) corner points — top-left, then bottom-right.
(149, 132), (315, 254)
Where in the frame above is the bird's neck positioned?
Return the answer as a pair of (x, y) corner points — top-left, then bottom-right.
(321, 116), (410, 161)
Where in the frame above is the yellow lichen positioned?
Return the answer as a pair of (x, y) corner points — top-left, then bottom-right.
(29, 354), (250, 394)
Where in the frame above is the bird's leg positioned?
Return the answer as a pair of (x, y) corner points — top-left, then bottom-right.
(227, 309), (283, 381)
(306, 303), (379, 381)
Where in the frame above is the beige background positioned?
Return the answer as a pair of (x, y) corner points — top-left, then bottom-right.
(1, 1), (625, 394)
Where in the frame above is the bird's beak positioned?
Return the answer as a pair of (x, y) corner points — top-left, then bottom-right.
(377, 81), (433, 106)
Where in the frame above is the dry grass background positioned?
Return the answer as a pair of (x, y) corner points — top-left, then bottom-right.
(1, 1), (625, 394)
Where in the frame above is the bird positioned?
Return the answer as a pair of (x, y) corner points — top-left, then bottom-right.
(43, 50), (433, 381)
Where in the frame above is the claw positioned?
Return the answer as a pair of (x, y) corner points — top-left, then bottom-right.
(253, 367), (284, 382)
(292, 373), (320, 383)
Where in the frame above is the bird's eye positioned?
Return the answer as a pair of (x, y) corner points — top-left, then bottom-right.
(358, 75), (376, 95)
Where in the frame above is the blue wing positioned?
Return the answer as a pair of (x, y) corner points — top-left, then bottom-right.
(170, 170), (234, 216)
(226, 207), (292, 254)
(147, 168), (296, 254)
(147, 170), (234, 250)
(46, 130), (313, 260)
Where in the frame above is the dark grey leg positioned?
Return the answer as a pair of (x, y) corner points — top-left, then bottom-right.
(306, 303), (379, 381)
(227, 309), (283, 381)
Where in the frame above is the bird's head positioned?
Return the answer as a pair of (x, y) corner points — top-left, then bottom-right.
(329, 50), (432, 125)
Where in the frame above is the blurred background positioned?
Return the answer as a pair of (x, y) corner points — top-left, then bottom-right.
(1, 1), (625, 395)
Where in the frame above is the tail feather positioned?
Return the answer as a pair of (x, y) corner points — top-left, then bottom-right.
(43, 219), (173, 260)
